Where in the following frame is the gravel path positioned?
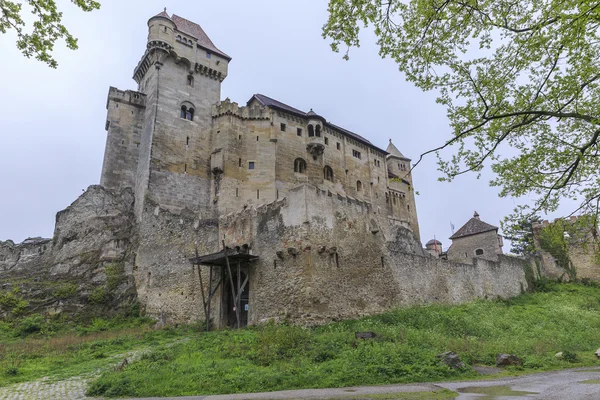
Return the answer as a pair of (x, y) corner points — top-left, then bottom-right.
(0, 374), (97, 400)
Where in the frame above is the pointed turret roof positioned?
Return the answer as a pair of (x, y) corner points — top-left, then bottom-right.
(152, 8), (171, 20)
(386, 140), (409, 160)
(449, 212), (498, 240)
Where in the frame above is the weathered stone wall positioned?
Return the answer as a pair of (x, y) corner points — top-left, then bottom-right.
(0, 186), (137, 318)
(133, 196), (220, 323)
(100, 88), (145, 192)
(210, 184), (531, 326)
(447, 230), (503, 263)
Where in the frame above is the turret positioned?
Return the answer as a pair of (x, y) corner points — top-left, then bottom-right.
(147, 9), (176, 48)
(386, 139), (412, 184)
(306, 109), (326, 160)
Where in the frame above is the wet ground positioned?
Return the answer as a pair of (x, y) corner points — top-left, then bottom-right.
(438, 366), (600, 399)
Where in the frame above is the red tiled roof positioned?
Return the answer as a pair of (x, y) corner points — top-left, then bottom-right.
(171, 14), (230, 60)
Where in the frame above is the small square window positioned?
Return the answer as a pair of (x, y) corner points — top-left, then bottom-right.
(280, 123), (286, 132)
(297, 128), (302, 136)
(336, 142), (341, 150)
(206, 51), (212, 59)
(324, 137), (329, 145)
(249, 161), (255, 170)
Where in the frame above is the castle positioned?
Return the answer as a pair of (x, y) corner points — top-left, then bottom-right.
(0, 11), (540, 328)
(102, 10), (420, 240)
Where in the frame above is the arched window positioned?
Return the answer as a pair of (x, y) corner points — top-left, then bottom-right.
(475, 249), (484, 256)
(187, 75), (194, 87)
(177, 35), (182, 41)
(315, 125), (322, 137)
(356, 180), (362, 192)
(324, 166), (334, 181)
(294, 158), (307, 173)
(308, 124), (315, 137)
(186, 108), (194, 121)
(180, 105), (187, 119)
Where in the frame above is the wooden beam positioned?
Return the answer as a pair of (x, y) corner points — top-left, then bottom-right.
(222, 241), (240, 329)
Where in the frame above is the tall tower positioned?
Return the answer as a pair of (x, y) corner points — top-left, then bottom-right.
(128, 10), (230, 217)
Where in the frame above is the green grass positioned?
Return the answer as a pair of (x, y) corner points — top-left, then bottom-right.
(0, 315), (192, 387)
(84, 282), (600, 397)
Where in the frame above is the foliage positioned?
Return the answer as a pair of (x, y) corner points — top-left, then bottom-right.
(323, 0), (600, 231)
(52, 282), (78, 300)
(88, 283), (600, 397)
(0, 0), (100, 68)
(0, 288), (29, 316)
(88, 285), (110, 305)
(0, 315), (156, 386)
(502, 216), (542, 256)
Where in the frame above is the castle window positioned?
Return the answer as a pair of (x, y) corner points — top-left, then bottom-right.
(239, 158), (242, 167)
(177, 35), (182, 41)
(356, 180), (362, 193)
(315, 125), (322, 137)
(186, 108), (194, 121)
(324, 166), (334, 182)
(308, 124), (315, 137)
(280, 123), (286, 132)
(164, 26), (168, 33)
(257, 189), (260, 199)
(180, 105), (187, 118)
(475, 249), (484, 256)
(206, 51), (212, 59)
(324, 137), (329, 145)
(297, 128), (302, 136)
(236, 188), (239, 197)
(294, 158), (307, 174)
(186, 136), (189, 146)
(187, 75), (194, 87)
(180, 102), (195, 120)
(337, 142), (341, 150)
(353, 150), (361, 159)
(249, 161), (255, 170)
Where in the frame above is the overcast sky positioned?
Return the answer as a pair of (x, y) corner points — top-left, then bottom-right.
(0, 0), (542, 250)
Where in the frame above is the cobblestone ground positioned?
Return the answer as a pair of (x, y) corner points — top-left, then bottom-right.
(0, 374), (97, 400)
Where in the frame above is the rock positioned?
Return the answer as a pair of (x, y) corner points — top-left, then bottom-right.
(496, 354), (522, 367)
(595, 348), (600, 358)
(355, 331), (377, 339)
(555, 352), (563, 359)
(437, 351), (466, 369)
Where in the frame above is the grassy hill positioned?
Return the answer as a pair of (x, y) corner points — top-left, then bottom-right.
(3, 282), (600, 397)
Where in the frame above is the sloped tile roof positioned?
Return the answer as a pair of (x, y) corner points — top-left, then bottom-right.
(248, 94), (384, 152)
(171, 14), (231, 60)
(449, 215), (498, 240)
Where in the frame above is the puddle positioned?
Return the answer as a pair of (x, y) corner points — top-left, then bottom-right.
(344, 389), (357, 392)
(457, 385), (538, 398)
(580, 379), (600, 384)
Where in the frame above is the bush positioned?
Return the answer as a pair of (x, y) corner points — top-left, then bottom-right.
(562, 350), (579, 363)
(53, 283), (78, 299)
(18, 315), (44, 336)
(88, 286), (111, 305)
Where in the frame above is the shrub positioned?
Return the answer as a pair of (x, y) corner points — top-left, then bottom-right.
(562, 350), (579, 363)
(53, 283), (78, 299)
(88, 286), (111, 305)
(18, 315), (44, 336)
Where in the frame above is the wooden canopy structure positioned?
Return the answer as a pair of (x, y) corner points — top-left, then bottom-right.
(190, 242), (258, 331)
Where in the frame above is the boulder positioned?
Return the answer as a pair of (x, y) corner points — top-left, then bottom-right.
(437, 351), (466, 369)
(555, 352), (563, 359)
(595, 348), (600, 358)
(496, 354), (522, 367)
(355, 331), (377, 339)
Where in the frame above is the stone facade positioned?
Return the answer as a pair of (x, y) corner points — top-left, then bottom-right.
(447, 212), (504, 263)
(1, 11), (544, 326)
(533, 217), (600, 280)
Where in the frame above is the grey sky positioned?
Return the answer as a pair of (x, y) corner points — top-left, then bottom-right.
(0, 0), (530, 250)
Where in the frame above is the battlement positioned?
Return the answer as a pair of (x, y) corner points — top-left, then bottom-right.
(106, 87), (146, 110)
(212, 98), (271, 120)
